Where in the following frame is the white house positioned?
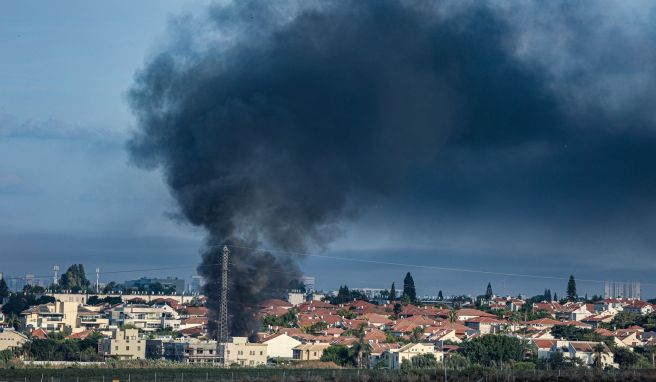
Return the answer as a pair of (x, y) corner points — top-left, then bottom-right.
(386, 343), (444, 369)
(259, 333), (301, 359)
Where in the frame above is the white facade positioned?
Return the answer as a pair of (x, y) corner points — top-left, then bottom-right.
(387, 343), (444, 370)
(261, 333), (301, 359)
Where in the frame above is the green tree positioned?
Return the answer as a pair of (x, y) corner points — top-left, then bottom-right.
(611, 311), (641, 329)
(351, 324), (371, 368)
(102, 281), (118, 294)
(614, 347), (640, 369)
(320, 344), (352, 366)
(485, 283), (493, 300)
(567, 275), (577, 301)
(462, 335), (527, 367)
(401, 353), (437, 369)
(409, 326), (424, 343)
(550, 326), (606, 342)
(60, 264), (91, 292)
(447, 309), (458, 324)
(402, 272), (416, 303)
(390, 282), (396, 302)
(438, 290), (443, 301)
(0, 278), (9, 299)
(393, 303), (402, 317)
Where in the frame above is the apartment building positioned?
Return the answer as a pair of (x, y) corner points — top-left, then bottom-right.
(109, 304), (180, 332)
(98, 328), (146, 360)
(77, 307), (110, 331)
(146, 337), (267, 366)
(21, 301), (78, 332)
(225, 337), (268, 366)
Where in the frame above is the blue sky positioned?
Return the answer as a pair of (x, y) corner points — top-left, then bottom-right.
(2, 1), (656, 299)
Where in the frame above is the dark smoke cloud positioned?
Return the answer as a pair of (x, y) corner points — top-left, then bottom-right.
(128, 0), (656, 332)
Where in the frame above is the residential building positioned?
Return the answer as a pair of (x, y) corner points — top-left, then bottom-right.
(549, 340), (616, 368)
(292, 342), (330, 361)
(225, 337), (268, 366)
(259, 333), (301, 359)
(0, 328), (28, 351)
(109, 304), (180, 332)
(386, 343), (444, 370)
(300, 276), (316, 293)
(99, 328), (146, 360)
(21, 301), (78, 332)
(287, 291), (305, 306)
(77, 307), (110, 331)
(623, 301), (654, 315)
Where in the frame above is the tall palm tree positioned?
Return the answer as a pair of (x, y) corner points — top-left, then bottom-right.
(352, 323), (372, 368)
(593, 344), (606, 369)
(447, 309), (458, 324)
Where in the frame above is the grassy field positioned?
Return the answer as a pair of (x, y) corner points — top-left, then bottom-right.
(2, 368), (656, 382)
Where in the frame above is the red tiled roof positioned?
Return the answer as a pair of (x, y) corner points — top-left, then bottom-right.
(362, 313), (393, 325)
(260, 299), (293, 308)
(185, 307), (209, 316)
(182, 317), (208, 325)
(67, 330), (94, 340)
(364, 328), (388, 342)
(31, 328), (48, 339)
(179, 327), (204, 337)
(456, 309), (497, 318)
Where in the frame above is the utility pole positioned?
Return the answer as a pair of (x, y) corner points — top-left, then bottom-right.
(217, 245), (230, 366)
(96, 268), (100, 294)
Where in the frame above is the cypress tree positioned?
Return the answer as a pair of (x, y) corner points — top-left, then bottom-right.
(567, 275), (577, 301)
(402, 273), (416, 303)
(390, 282), (396, 302)
(438, 290), (443, 301)
(0, 278), (9, 299)
(485, 283), (493, 300)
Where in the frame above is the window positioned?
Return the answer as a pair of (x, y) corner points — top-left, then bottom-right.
(260, 351), (263, 355)
(126, 346), (130, 351)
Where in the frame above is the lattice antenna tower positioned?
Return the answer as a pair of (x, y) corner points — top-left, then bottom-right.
(217, 244), (230, 365)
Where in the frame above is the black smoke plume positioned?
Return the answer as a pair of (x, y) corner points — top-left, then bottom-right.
(128, 0), (651, 334)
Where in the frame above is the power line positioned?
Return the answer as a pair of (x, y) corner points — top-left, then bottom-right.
(3, 244), (656, 288)
(221, 244), (656, 287)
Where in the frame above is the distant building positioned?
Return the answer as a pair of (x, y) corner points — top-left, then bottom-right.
(287, 291), (305, 306)
(300, 276), (315, 293)
(189, 276), (203, 294)
(605, 281), (640, 300)
(352, 288), (386, 301)
(99, 328), (146, 360)
(124, 277), (186, 293)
